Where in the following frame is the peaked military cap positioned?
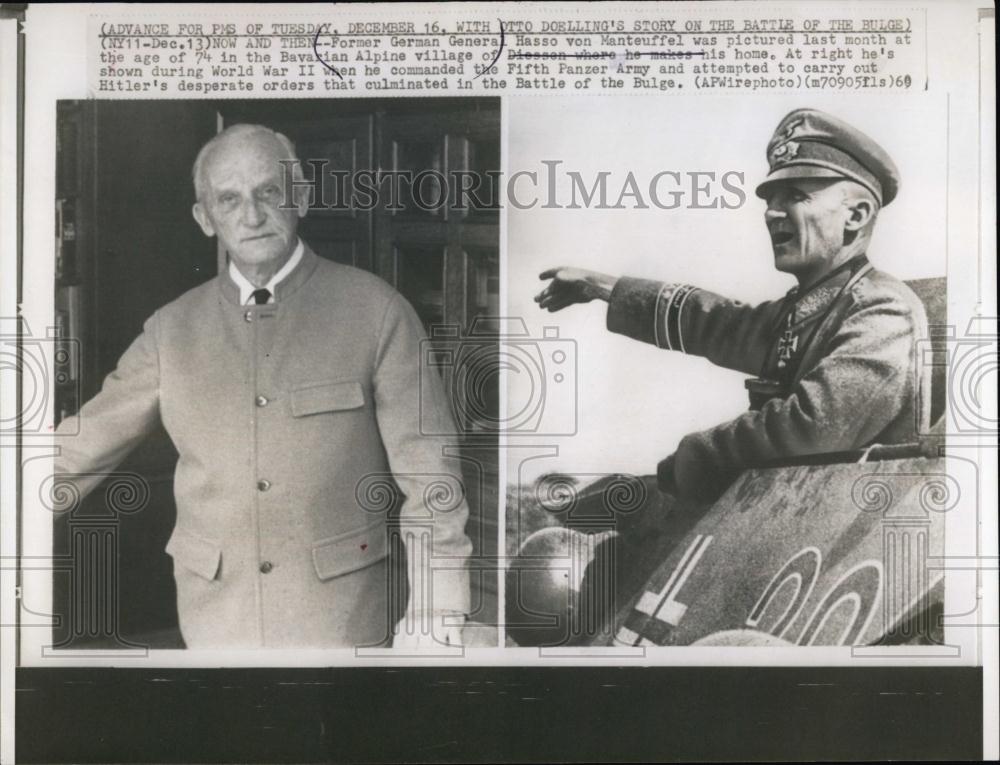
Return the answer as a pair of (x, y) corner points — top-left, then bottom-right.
(755, 108), (900, 206)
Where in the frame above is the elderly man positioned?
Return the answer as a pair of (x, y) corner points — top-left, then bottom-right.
(536, 109), (930, 502)
(54, 123), (472, 649)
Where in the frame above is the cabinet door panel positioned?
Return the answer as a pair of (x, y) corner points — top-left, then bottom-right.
(273, 115), (375, 272)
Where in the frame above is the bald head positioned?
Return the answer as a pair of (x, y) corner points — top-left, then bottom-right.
(192, 124), (299, 201)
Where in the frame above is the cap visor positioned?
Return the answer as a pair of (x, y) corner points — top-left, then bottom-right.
(754, 165), (847, 199)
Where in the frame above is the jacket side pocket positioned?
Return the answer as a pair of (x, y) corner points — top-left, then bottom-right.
(291, 380), (365, 417)
(165, 526), (222, 581)
(312, 524), (388, 581)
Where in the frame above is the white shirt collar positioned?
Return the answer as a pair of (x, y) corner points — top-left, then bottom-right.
(228, 239), (304, 305)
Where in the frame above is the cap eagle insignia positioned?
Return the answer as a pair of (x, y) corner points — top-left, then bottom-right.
(771, 140), (799, 165)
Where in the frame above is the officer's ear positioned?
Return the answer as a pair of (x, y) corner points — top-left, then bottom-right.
(192, 202), (216, 238)
(844, 186), (878, 233)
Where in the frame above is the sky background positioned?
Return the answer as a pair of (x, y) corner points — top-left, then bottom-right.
(505, 92), (948, 484)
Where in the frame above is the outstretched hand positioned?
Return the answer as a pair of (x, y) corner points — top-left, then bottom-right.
(534, 267), (619, 312)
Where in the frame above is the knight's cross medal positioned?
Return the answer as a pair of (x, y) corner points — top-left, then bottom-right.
(777, 313), (798, 368)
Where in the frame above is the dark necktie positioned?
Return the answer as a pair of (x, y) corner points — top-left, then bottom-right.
(251, 288), (271, 305)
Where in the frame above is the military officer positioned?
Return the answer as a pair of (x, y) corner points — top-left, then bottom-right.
(54, 124), (473, 648)
(536, 108), (931, 502)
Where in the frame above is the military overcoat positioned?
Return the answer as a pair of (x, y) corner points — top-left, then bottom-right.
(606, 256), (931, 500)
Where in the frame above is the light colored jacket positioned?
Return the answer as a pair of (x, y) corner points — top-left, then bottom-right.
(55, 245), (472, 648)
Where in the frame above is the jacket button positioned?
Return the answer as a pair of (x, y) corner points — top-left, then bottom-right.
(244, 311), (253, 322)
(255, 395), (269, 407)
(257, 479), (271, 492)
(259, 561), (273, 574)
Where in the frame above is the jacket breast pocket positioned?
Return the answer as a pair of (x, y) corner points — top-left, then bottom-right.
(165, 526), (222, 581)
(312, 524), (388, 581)
(291, 380), (365, 418)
